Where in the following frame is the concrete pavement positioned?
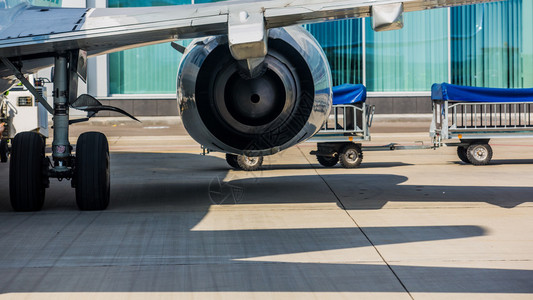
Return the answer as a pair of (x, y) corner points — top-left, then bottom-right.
(0, 126), (532, 299)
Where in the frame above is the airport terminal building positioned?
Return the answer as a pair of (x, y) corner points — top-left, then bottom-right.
(74, 0), (532, 116)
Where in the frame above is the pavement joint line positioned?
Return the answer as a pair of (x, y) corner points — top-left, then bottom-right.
(296, 145), (415, 300)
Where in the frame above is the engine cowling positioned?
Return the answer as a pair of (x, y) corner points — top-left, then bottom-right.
(177, 26), (332, 156)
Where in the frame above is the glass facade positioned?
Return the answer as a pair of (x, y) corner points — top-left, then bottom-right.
(451, 0), (532, 88)
(305, 19), (363, 86)
(107, 0), (533, 94)
(364, 9), (448, 92)
(107, 0), (191, 94)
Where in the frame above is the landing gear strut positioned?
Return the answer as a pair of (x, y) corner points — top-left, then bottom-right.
(3, 51), (135, 211)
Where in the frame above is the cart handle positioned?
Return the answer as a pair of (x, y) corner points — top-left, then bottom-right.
(366, 105), (375, 128)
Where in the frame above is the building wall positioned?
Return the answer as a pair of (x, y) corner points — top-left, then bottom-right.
(86, 0), (532, 116)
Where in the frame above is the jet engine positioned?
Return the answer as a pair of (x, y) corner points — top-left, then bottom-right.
(177, 26), (332, 156)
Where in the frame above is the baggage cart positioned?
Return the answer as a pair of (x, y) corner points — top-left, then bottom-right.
(308, 84), (376, 168)
(430, 83), (533, 165)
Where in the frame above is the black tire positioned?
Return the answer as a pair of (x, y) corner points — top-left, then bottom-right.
(317, 155), (338, 167)
(9, 132), (46, 211)
(456, 146), (470, 164)
(236, 155), (263, 171)
(0, 139), (8, 162)
(339, 143), (363, 168)
(466, 143), (493, 165)
(75, 132), (110, 210)
(226, 153), (239, 169)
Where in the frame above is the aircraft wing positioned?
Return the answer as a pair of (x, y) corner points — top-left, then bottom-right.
(0, 0), (498, 59)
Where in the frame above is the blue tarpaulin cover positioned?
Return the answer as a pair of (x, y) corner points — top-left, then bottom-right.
(431, 83), (533, 102)
(333, 84), (366, 105)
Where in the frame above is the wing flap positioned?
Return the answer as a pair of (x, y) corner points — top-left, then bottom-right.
(0, 7), (88, 39)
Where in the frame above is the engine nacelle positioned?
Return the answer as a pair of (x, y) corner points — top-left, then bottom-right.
(177, 26), (332, 156)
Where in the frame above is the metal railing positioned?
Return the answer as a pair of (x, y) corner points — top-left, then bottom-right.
(321, 104), (373, 133)
(449, 102), (533, 129)
(431, 100), (533, 142)
(310, 103), (374, 143)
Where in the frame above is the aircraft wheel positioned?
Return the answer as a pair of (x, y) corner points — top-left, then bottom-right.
(9, 132), (46, 211)
(75, 132), (110, 210)
(316, 155), (338, 167)
(236, 155), (263, 171)
(456, 146), (470, 164)
(0, 139), (8, 162)
(225, 153), (239, 169)
(466, 143), (492, 166)
(339, 144), (363, 168)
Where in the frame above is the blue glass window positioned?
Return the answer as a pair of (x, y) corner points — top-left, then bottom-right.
(305, 19), (363, 86)
(451, 0), (532, 88)
(107, 0), (191, 94)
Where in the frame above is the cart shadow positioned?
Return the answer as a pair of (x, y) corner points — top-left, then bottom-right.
(485, 159), (533, 165)
(261, 161), (412, 170)
(452, 159), (533, 166)
(221, 174), (532, 209)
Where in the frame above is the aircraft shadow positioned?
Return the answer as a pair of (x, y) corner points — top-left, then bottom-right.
(0, 152), (531, 294)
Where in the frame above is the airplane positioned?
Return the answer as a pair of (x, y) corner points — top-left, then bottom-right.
(0, 0), (499, 212)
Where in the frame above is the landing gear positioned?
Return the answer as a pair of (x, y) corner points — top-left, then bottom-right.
(3, 51), (136, 212)
(9, 132), (47, 211)
(226, 153), (264, 171)
(74, 132), (110, 210)
(0, 139), (8, 162)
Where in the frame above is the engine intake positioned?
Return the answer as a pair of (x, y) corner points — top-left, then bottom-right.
(178, 26), (332, 156)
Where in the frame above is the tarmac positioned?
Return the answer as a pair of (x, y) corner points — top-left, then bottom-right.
(0, 117), (532, 299)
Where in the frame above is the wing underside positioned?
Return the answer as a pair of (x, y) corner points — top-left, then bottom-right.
(0, 0), (499, 59)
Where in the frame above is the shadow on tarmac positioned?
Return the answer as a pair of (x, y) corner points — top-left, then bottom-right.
(0, 152), (532, 294)
(453, 159), (533, 166)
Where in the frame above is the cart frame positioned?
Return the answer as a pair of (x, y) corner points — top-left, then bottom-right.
(430, 99), (533, 165)
(309, 103), (375, 143)
(308, 103), (378, 168)
(431, 100), (533, 143)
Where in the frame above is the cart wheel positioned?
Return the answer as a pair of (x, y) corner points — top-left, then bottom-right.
(466, 143), (492, 165)
(456, 146), (470, 164)
(236, 155), (263, 171)
(9, 132), (46, 211)
(0, 139), (8, 162)
(75, 132), (110, 210)
(225, 153), (239, 169)
(317, 155), (338, 167)
(339, 144), (363, 168)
